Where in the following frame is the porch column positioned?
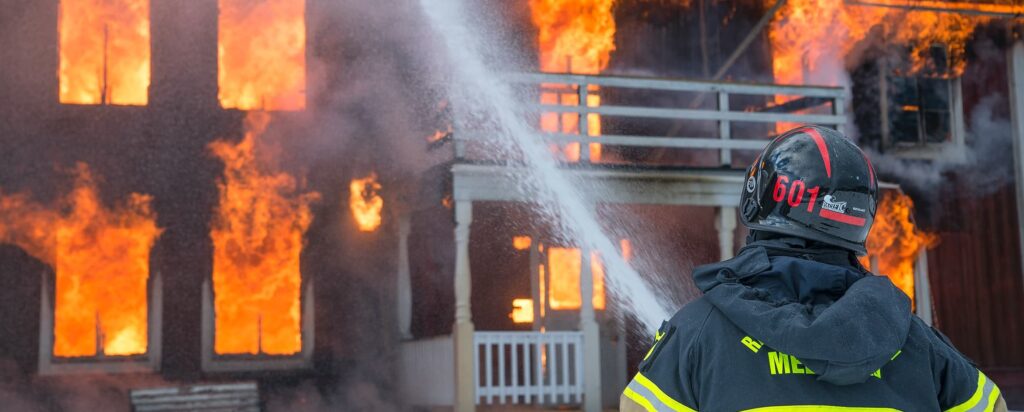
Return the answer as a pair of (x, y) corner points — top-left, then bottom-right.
(716, 206), (737, 260)
(913, 248), (933, 326)
(396, 214), (412, 339)
(1008, 39), (1024, 287)
(580, 247), (601, 412)
(453, 200), (476, 411)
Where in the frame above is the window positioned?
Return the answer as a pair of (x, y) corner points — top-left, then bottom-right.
(867, 44), (967, 159)
(887, 76), (964, 149)
(201, 113), (316, 372)
(20, 166), (164, 374)
(218, 0), (306, 111)
(39, 271), (162, 374)
(58, 0), (150, 105)
(545, 247), (606, 311)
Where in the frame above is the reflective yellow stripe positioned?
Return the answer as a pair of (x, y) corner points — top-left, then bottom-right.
(633, 372), (696, 412)
(946, 372), (988, 412)
(623, 386), (658, 412)
(644, 330), (666, 361)
(743, 407), (899, 411)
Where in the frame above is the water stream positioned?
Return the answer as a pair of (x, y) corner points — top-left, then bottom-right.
(421, 0), (671, 331)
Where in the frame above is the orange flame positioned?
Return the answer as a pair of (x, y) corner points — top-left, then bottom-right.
(428, 125), (452, 143)
(768, 0), (993, 87)
(218, 0), (306, 110)
(861, 191), (937, 306)
(0, 164), (160, 357)
(513, 236), (533, 251)
(509, 298), (535, 323)
(530, 0), (615, 162)
(349, 173), (383, 233)
(546, 247), (606, 310)
(209, 112), (320, 355)
(620, 238), (633, 261)
(59, 0), (150, 105)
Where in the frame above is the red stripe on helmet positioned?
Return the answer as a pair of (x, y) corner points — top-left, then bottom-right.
(863, 153), (876, 188)
(820, 209), (866, 226)
(803, 127), (832, 178)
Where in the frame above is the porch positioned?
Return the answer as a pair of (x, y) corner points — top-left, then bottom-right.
(400, 72), (847, 412)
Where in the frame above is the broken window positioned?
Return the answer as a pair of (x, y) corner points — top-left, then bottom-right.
(545, 247), (606, 311)
(202, 113), (316, 371)
(853, 44), (966, 157)
(58, 0), (150, 105)
(888, 75), (958, 146)
(218, 0), (306, 111)
(0, 165), (163, 373)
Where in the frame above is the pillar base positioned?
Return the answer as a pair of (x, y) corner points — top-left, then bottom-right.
(454, 320), (476, 412)
(581, 318), (602, 412)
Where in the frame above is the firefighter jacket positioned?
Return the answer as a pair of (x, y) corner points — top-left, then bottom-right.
(621, 237), (1006, 411)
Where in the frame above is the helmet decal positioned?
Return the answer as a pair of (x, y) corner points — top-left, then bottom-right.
(820, 207), (867, 227)
(802, 127), (832, 178)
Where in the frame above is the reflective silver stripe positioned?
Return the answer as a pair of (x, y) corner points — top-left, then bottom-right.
(964, 376), (998, 412)
(626, 379), (683, 412)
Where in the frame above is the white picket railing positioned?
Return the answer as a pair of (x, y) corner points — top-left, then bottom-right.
(474, 331), (584, 405)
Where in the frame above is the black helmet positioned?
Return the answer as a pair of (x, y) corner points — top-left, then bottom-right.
(740, 125), (878, 255)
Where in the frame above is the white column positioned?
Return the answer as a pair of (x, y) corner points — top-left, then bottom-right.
(453, 200), (476, 411)
(913, 248), (933, 326)
(397, 214), (412, 339)
(716, 207), (737, 260)
(580, 248), (602, 412)
(1008, 40), (1024, 288)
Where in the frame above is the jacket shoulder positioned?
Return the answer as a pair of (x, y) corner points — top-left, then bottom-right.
(659, 297), (719, 353)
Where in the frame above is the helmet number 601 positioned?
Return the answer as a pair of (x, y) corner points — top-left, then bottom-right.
(773, 175), (820, 213)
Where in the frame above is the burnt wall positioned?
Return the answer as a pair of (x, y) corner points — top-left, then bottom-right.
(0, 0), (428, 408)
(611, 0), (774, 82)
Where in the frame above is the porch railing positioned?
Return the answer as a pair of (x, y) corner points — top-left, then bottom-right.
(474, 331), (583, 405)
(452, 72), (846, 167)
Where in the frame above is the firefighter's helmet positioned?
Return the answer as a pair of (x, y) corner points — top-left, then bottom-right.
(740, 125), (878, 255)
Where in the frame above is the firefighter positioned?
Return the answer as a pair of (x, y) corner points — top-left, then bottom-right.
(621, 125), (1007, 411)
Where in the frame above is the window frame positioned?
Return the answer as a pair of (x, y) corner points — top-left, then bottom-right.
(199, 276), (314, 372)
(880, 70), (967, 160)
(37, 270), (162, 374)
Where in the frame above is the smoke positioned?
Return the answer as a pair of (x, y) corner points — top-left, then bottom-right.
(867, 94), (1015, 219)
(295, 0), (446, 177)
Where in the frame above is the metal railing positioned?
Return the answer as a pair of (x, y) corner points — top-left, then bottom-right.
(474, 331), (583, 405)
(454, 72), (846, 167)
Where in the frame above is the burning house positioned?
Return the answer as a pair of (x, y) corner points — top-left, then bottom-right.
(0, 0), (1022, 411)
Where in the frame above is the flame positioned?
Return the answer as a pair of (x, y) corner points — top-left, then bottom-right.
(530, 0), (615, 162)
(513, 236), (533, 251)
(546, 247), (606, 310)
(349, 173), (383, 232)
(861, 191), (937, 306)
(428, 125), (453, 143)
(218, 0), (306, 110)
(58, 0), (149, 105)
(509, 298), (535, 323)
(620, 238), (633, 261)
(768, 0), (994, 87)
(209, 112), (320, 355)
(0, 164), (160, 357)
